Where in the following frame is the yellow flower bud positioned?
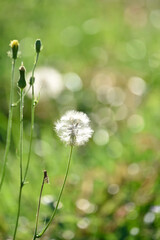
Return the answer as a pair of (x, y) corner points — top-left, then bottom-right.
(10, 40), (19, 59)
(10, 40), (19, 48)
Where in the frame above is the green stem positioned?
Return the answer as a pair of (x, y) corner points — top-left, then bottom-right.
(33, 172), (46, 240)
(23, 53), (39, 183)
(0, 59), (16, 191)
(12, 85), (31, 107)
(13, 89), (24, 240)
(35, 146), (73, 239)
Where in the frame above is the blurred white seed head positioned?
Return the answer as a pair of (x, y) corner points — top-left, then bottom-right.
(55, 110), (93, 146)
(27, 67), (64, 100)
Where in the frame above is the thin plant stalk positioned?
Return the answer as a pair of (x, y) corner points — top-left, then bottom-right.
(33, 145), (73, 239)
(23, 53), (39, 183)
(13, 89), (24, 240)
(12, 85), (31, 107)
(33, 171), (48, 240)
(0, 59), (16, 191)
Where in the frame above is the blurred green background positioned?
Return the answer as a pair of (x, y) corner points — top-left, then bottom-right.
(1, 0), (160, 239)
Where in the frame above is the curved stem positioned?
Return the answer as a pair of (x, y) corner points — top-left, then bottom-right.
(13, 89), (24, 240)
(0, 59), (16, 191)
(35, 146), (73, 239)
(33, 171), (48, 240)
(23, 53), (39, 183)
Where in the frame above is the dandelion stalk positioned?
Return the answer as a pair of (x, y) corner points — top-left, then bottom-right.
(13, 64), (26, 240)
(23, 55), (37, 182)
(34, 110), (93, 239)
(12, 85), (31, 107)
(33, 170), (49, 240)
(0, 40), (19, 191)
(23, 39), (41, 183)
(13, 88), (24, 240)
(34, 146), (73, 239)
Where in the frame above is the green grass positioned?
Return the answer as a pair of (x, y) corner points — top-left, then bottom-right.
(1, 0), (160, 239)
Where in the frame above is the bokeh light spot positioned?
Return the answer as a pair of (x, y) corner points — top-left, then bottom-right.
(128, 76), (146, 96)
(61, 26), (82, 47)
(125, 202), (135, 212)
(107, 140), (123, 158)
(128, 163), (140, 175)
(77, 218), (90, 229)
(41, 195), (54, 205)
(76, 198), (96, 214)
(127, 114), (144, 133)
(62, 230), (75, 240)
(151, 206), (160, 214)
(53, 201), (63, 209)
(63, 72), (83, 92)
(83, 18), (101, 35)
(126, 39), (146, 59)
(130, 227), (139, 236)
(107, 87), (126, 107)
(115, 105), (128, 121)
(144, 212), (155, 224)
(108, 184), (119, 195)
(93, 129), (109, 146)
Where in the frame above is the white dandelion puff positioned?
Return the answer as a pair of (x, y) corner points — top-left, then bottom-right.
(27, 67), (64, 100)
(55, 110), (93, 146)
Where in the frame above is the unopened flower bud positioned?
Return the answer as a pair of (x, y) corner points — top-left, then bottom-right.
(10, 40), (19, 59)
(29, 76), (35, 86)
(35, 39), (42, 53)
(43, 170), (49, 184)
(18, 64), (26, 89)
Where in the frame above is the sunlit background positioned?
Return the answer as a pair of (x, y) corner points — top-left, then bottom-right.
(1, 0), (160, 239)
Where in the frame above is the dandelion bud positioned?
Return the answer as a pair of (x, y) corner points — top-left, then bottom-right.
(35, 39), (42, 53)
(29, 76), (35, 86)
(43, 170), (49, 184)
(10, 40), (19, 59)
(18, 64), (26, 89)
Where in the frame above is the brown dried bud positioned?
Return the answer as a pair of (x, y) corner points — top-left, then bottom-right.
(43, 170), (49, 184)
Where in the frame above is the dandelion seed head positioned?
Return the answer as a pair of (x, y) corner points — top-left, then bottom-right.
(27, 67), (64, 100)
(55, 110), (93, 146)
